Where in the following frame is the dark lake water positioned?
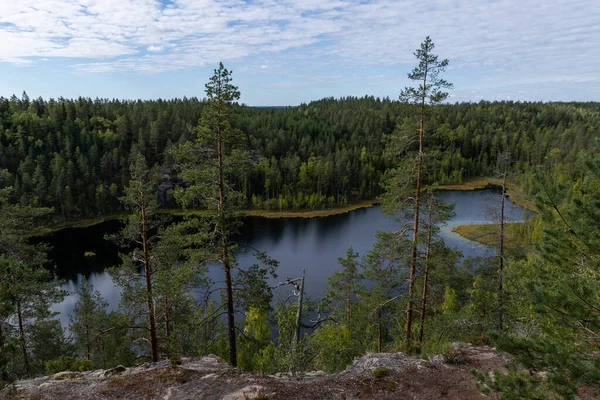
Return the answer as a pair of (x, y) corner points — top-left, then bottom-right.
(44, 190), (531, 326)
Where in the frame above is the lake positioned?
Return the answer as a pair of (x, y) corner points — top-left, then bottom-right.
(43, 189), (530, 326)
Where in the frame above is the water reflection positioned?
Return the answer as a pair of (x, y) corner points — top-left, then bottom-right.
(42, 189), (530, 326)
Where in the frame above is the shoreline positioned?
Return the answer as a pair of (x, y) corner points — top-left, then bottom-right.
(437, 178), (536, 211)
(32, 177), (536, 237)
(31, 200), (379, 237)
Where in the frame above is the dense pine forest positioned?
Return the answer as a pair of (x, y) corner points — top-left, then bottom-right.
(1, 38), (600, 399)
(1, 92), (599, 218)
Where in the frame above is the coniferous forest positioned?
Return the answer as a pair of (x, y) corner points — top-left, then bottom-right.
(1, 39), (600, 399)
(1, 91), (598, 216)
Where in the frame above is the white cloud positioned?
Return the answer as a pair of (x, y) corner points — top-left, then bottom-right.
(0, 0), (598, 96)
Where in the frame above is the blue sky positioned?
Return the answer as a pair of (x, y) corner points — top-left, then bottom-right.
(1, 0), (598, 106)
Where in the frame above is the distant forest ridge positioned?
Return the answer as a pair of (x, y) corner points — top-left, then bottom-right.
(1, 93), (598, 218)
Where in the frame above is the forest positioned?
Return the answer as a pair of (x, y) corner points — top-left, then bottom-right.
(1, 37), (599, 399)
(1, 87), (598, 218)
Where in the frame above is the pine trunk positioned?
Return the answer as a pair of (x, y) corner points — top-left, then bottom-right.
(405, 69), (427, 348)
(141, 203), (159, 362)
(17, 302), (30, 377)
(498, 170), (507, 333)
(418, 203), (433, 348)
(291, 270), (305, 375)
(217, 121), (237, 368)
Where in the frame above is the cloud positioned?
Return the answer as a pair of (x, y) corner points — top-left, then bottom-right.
(0, 0), (598, 100)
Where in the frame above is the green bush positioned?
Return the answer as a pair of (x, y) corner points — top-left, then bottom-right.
(45, 356), (92, 374)
(71, 359), (93, 372)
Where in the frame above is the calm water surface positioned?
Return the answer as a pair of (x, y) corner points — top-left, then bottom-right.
(45, 190), (530, 326)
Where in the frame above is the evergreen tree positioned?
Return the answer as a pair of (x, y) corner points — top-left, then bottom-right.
(0, 169), (66, 379)
(326, 247), (363, 324)
(417, 189), (456, 350)
(69, 277), (110, 365)
(476, 156), (600, 398)
(395, 36), (453, 348)
(109, 152), (162, 362)
(172, 63), (276, 367)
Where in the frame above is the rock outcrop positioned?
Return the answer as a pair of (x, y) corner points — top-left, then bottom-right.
(2, 345), (510, 400)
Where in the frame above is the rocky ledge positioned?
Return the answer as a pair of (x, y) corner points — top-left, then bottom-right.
(2, 344), (510, 400)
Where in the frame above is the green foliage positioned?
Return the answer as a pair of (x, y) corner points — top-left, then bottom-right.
(169, 64), (277, 368)
(1, 91), (598, 218)
(441, 287), (458, 315)
(238, 307), (271, 371)
(45, 356), (92, 374)
(325, 247), (363, 324)
(260, 302), (312, 375)
(68, 277), (137, 369)
(308, 323), (355, 372)
(473, 363), (548, 400)
(471, 155), (600, 398)
(2, 59), (600, 389)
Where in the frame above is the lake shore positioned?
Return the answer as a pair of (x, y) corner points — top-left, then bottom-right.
(31, 200), (379, 236)
(32, 177), (535, 237)
(438, 178), (536, 211)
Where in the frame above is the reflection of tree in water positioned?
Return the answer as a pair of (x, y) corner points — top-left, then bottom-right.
(237, 216), (286, 248)
(314, 211), (353, 245)
(41, 190), (532, 330)
(33, 220), (123, 281)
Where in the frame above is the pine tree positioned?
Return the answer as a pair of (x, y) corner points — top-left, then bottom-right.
(0, 169), (65, 379)
(326, 247), (363, 324)
(383, 37), (452, 348)
(476, 156), (600, 398)
(172, 63), (277, 367)
(109, 152), (162, 362)
(69, 277), (109, 364)
(417, 189), (455, 350)
(401, 37), (452, 348)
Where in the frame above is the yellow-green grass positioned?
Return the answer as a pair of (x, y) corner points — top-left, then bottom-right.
(452, 221), (530, 248)
(30, 200), (378, 237)
(167, 199), (377, 219)
(437, 178), (536, 212)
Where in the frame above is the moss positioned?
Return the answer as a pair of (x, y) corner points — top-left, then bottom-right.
(372, 367), (388, 379)
(441, 347), (464, 365)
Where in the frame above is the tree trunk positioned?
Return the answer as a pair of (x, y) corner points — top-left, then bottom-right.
(346, 275), (351, 324)
(0, 324), (7, 381)
(141, 203), (159, 362)
(217, 121), (237, 368)
(163, 296), (170, 338)
(291, 269), (305, 376)
(418, 201), (433, 349)
(86, 322), (91, 361)
(17, 301), (30, 377)
(224, 248), (236, 367)
(377, 308), (382, 353)
(405, 69), (427, 348)
(498, 169), (507, 333)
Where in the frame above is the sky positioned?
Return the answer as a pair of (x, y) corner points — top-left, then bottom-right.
(0, 0), (598, 106)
